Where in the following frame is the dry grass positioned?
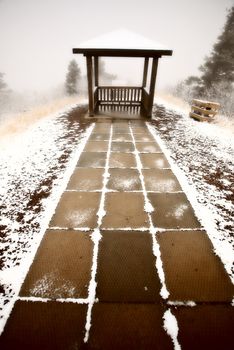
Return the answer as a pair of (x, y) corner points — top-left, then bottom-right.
(0, 96), (87, 140)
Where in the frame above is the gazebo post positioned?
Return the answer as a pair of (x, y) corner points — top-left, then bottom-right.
(142, 57), (149, 87)
(94, 56), (99, 87)
(147, 57), (158, 117)
(86, 55), (94, 116)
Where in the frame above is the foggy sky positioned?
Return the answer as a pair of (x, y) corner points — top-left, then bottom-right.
(0, 0), (233, 92)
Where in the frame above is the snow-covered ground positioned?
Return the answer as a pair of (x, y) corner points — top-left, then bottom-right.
(0, 103), (92, 331)
(151, 100), (234, 282)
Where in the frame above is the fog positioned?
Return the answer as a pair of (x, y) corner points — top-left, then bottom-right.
(0, 0), (232, 94)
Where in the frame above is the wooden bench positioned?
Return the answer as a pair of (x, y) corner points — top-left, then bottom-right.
(190, 99), (220, 122)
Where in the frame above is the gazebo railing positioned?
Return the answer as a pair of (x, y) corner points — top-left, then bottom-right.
(95, 86), (142, 106)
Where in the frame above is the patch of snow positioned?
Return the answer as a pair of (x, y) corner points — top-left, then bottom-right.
(163, 309), (181, 350)
(167, 300), (196, 307)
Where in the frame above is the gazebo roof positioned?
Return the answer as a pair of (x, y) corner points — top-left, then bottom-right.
(73, 29), (172, 57)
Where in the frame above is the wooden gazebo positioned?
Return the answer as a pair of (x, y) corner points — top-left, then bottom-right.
(73, 29), (172, 118)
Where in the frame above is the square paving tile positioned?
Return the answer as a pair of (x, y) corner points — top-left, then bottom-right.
(112, 128), (130, 135)
(174, 305), (234, 350)
(77, 152), (106, 168)
(111, 141), (134, 153)
(67, 168), (104, 191)
(158, 230), (234, 302)
(50, 192), (100, 228)
(107, 169), (142, 191)
(92, 124), (111, 133)
(109, 153), (137, 168)
(102, 193), (149, 228)
(96, 231), (161, 302)
(134, 134), (155, 142)
(143, 169), (182, 192)
(83, 141), (108, 152)
(136, 142), (162, 153)
(20, 230), (93, 299)
(140, 154), (170, 169)
(148, 193), (201, 229)
(89, 133), (110, 141)
(88, 303), (173, 350)
(112, 133), (132, 142)
(0, 301), (87, 350)
(130, 126), (148, 133)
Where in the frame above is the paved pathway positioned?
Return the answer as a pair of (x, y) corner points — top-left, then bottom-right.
(1, 120), (233, 349)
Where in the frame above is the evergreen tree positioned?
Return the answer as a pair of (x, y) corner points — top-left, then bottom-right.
(0, 72), (7, 93)
(65, 60), (81, 95)
(99, 59), (117, 83)
(199, 6), (234, 92)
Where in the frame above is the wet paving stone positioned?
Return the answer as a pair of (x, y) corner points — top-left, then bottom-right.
(148, 193), (201, 229)
(136, 142), (162, 153)
(111, 142), (134, 153)
(49, 192), (100, 228)
(67, 168), (104, 191)
(0, 301), (87, 350)
(109, 152), (137, 168)
(102, 193), (149, 228)
(96, 231), (161, 302)
(112, 134), (132, 142)
(158, 230), (234, 302)
(173, 305), (234, 350)
(143, 169), (182, 192)
(88, 303), (173, 350)
(140, 153), (170, 169)
(107, 169), (142, 191)
(89, 133), (110, 141)
(77, 152), (106, 168)
(133, 134), (155, 142)
(83, 141), (109, 152)
(20, 230), (93, 299)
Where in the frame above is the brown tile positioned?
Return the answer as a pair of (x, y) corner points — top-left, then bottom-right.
(113, 124), (130, 135)
(140, 154), (170, 169)
(89, 133), (110, 141)
(67, 168), (104, 191)
(109, 152), (137, 168)
(50, 192), (100, 228)
(111, 141), (134, 153)
(92, 124), (111, 133)
(130, 126), (148, 133)
(136, 142), (162, 153)
(174, 305), (234, 350)
(102, 193), (149, 228)
(158, 230), (234, 301)
(112, 133), (132, 142)
(148, 193), (201, 229)
(83, 141), (108, 152)
(107, 169), (142, 191)
(133, 134), (155, 142)
(143, 169), (182, 192)
(77, 152), (106, 168)
(20, 230), (93, 299)
(88, 303), (173, 350)
(96, 231), (161, 302)
(0, 301), (87, 350)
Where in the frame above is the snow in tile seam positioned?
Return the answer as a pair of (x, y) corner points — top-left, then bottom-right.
(84, 124), (113, 343)
(147, 122), (234, 284)
(163, 309), (181, 350)
(18, 296), (88, 304)
(167, 301), (196, 307)
(129, 125), (170, 300)
(0, 123), (95, 335)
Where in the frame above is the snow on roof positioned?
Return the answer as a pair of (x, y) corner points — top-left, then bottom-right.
(76, 29), (171, 52)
